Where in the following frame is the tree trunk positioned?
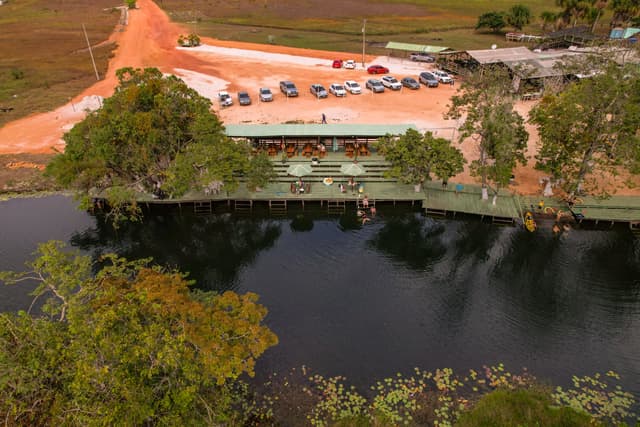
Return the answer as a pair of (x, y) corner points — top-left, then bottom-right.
(591, 9), (602, 33)
(570, 143), (596, 200)
(479, 146), (489, 200)
(482, 186), (489, 200)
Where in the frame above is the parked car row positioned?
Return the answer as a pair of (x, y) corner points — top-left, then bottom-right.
(332, 59), (357, 69)
(218, 70), (454, 107)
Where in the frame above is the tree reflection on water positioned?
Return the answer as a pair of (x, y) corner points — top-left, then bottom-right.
(367, 214), (447, 270)
(70, 213), (282, 292)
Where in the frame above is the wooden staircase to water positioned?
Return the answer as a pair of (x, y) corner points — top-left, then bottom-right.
(194, 201), (213, 215)
(269, 200), (287, 215)
(327, 200), (346, 215)
(234, 200), (253, 213)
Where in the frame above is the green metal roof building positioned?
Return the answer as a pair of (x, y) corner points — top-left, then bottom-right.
(224, 123), (417, 139)
(384, 42), (451, 54)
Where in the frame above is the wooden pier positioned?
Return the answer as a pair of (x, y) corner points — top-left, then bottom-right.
(126, 153), (640, 229)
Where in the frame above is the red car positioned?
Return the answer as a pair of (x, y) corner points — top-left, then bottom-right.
(332, 59), (343, 68)
(367, 64), (389, 74)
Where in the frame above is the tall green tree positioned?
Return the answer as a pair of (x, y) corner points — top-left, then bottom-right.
(47, 67), (250, 223)
(507, 4), (532, 30)
(529, 60), (640, 200)
(375, 129), (465, 191)
(0, 241), (278, 425)
(246, 152), (276, 191)
(446, 67), (528, 203)
(476, 11), (507, 32)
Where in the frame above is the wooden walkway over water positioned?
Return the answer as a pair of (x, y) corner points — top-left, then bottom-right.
(134, 153), (640, 228)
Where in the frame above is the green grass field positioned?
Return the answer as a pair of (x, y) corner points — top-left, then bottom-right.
(160, 0), (565, 53)
(0, 0), (120, 127)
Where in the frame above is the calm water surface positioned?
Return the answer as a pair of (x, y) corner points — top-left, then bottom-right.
(1, 195), (639, 398)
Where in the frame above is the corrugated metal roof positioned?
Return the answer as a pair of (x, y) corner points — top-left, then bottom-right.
(224, 123), (417, 138)
(504, 58), (565, 78)
(385, 42), (450, 53)
(467, 47), (536, 64)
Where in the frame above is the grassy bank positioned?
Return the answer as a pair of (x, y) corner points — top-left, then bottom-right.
(0, 153), (58, 196)
(0, 0), (120, 127)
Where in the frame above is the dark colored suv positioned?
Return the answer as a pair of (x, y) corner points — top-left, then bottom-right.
(419, 72), (439, 88)
(238, 91), (251, 106)
(279, 81), (299, 97)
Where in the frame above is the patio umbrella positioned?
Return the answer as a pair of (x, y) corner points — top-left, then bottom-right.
(286, 163), (313, 177)
(340, 163), (366, 176)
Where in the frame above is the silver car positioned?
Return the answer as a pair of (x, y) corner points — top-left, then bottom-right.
(329, 83), (347, 97)
(344, 80), (362, 94)
(259, 87), (273, 102)
(409, 52), (435, 63)
(419, 72), (439, 88)
(365, 79), (385, 93)
(310, 84), (328, 98)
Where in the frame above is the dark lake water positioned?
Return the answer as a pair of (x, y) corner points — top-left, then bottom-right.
(1, 195), (639, 400)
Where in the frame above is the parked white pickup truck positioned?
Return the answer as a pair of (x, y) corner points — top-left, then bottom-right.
(218, 91), (233, 107)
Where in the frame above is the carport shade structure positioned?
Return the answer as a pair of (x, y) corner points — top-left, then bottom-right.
(286, 164), (313, 177)
(340, 163), (366, 176)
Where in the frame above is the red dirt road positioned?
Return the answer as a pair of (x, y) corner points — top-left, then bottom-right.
(1, 0), (637, 195)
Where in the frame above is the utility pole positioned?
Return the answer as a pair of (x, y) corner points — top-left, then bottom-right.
(82, 24), (100, 81)
(361, 19), (366, 68)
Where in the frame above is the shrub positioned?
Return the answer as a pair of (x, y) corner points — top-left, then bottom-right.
(10, 69), (25, 80)
(177, 33), (201, 47)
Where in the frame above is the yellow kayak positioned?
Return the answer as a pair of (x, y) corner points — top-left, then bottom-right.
(524, 211), (537, 232)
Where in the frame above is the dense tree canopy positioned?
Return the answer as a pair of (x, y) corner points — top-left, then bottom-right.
(0, 241), (278, 425)
(476, 11), (507, 32)
(446, 67), (528, 202)
(46, 67), (266, 222)
(529, 60), (640, 199)
(374, 129), (465, 189)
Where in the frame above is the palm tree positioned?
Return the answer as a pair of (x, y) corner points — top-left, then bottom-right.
(540, 10), (559, 30)
(507, 4), (533, 30)
(556, 0), (592, 27)
(590, 0), (609, 31)
(610, 0), (640, 26)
